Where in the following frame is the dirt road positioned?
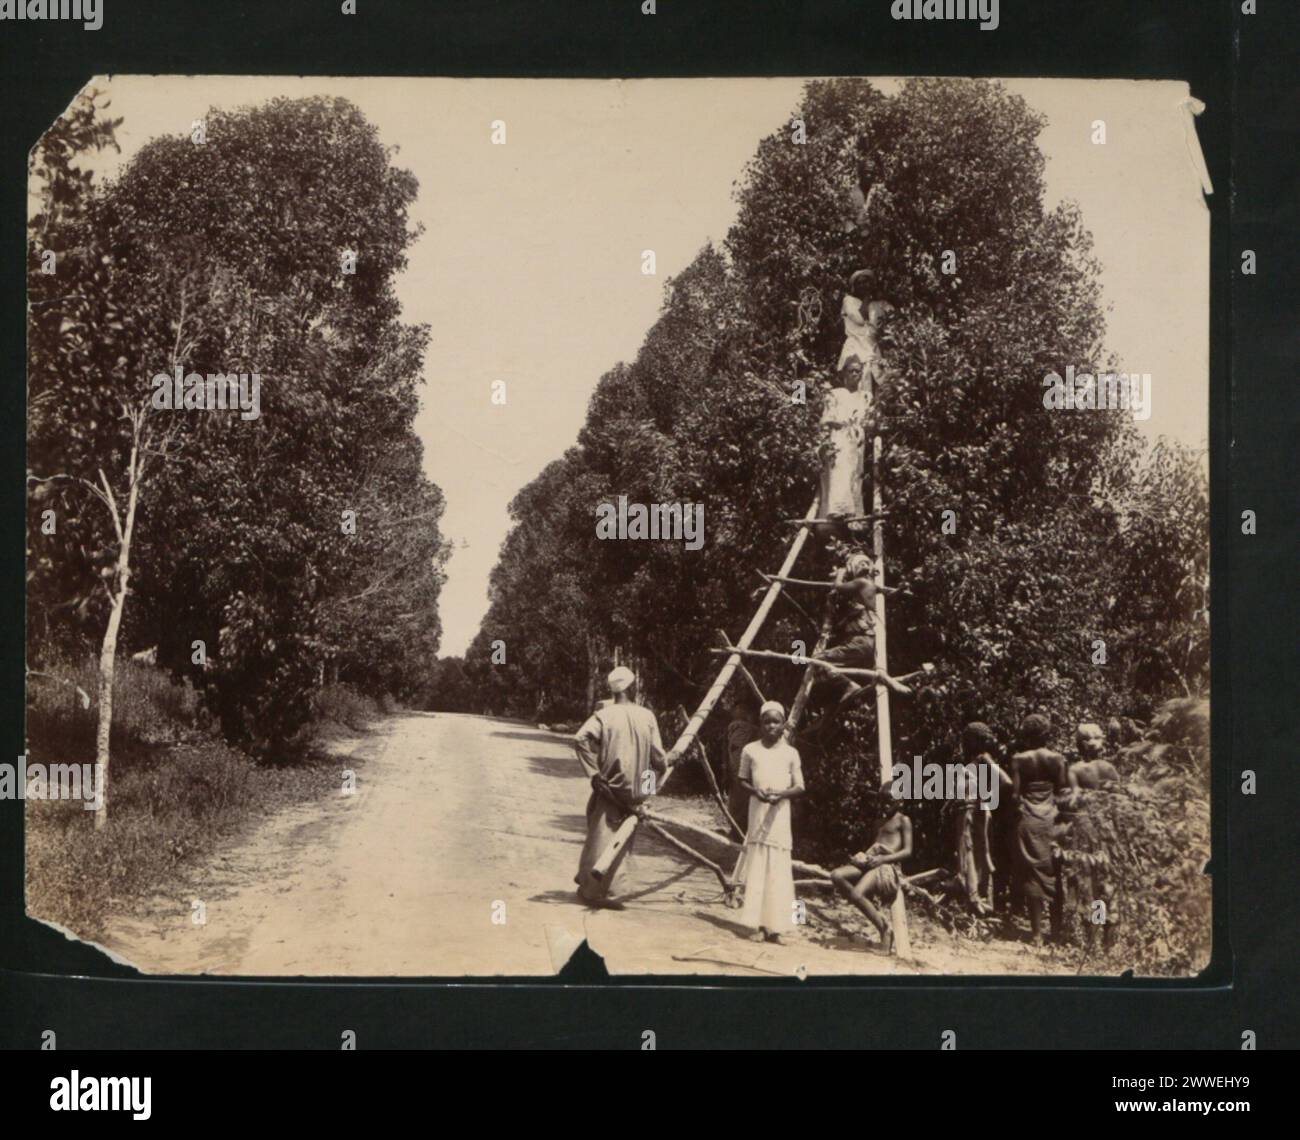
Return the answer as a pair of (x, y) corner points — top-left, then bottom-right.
(100, 712), (1045, 977)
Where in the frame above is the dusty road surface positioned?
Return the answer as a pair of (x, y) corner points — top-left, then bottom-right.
(100, 712), (1046, 977)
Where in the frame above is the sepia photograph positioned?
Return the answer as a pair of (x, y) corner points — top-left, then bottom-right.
(24, 74), (1211, 980)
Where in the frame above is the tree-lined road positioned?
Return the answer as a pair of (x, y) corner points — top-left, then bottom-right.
(101, 713), (1035, 978)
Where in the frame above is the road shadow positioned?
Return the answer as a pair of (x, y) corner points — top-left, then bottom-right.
(547, 812), (590, 837)
(689, 908), (754, 940)
(492, 729), (570, 744)
(527, 754), (581, 780)
(619, 865), (698, 901)
(803, 930), (889, 957)
(527, 863), (697, 908)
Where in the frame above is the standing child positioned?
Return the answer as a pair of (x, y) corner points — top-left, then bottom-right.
(736, 701), (806, 944)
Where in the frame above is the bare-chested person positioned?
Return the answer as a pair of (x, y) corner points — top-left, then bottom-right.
(764, 552), (908, 734)
(830, 780), (912, 954)
(948, 722), (1012, 914)
(1069, 721), (1121, 792)
(1009, 714), (1071, 946)
(1065, 721), (1121, 951)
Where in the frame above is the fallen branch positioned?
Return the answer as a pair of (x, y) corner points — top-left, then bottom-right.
(670, 954), (788, 977)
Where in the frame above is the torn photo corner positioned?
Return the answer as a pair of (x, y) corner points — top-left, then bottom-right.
(25, 75), (1208, 979)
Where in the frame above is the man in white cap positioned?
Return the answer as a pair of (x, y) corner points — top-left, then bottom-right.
(572, 666), (675, 907)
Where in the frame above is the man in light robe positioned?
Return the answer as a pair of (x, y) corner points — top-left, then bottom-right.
(572, 667), (675, 908)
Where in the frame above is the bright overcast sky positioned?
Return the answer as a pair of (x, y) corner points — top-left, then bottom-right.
(68, 76), (1209, 655)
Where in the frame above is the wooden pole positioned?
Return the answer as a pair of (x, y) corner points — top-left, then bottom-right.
(736, 662), (767, 704)
(713, 632), (767, 705)
(783, 569), (844, 739)
(705, 646), (913, 692)
(675, 704), (744, 840)
(644, 809), (831, 880)
(871, 391), (912, 960)
(643, 820), (730, 887)
(590, 496), (820, 882)
(729, 569), (845, 891)
(672, 495), (819, 758)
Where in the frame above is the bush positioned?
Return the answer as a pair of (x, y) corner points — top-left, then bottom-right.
(1057, 698), (1210, 975)
(26, 654), (202, 770)
(308, 683), (380, 732)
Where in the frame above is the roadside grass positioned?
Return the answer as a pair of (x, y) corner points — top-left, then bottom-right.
(25, 658), (377, 942)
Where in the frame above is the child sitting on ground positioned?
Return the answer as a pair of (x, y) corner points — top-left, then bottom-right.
(829, 780), (912, 954)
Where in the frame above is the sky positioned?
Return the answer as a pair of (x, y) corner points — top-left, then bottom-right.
(64, 75), (1210, 655)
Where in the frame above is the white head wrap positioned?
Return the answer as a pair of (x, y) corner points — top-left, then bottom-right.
(607, 666), (635, 694)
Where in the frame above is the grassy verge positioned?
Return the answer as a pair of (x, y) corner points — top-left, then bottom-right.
(25, 658), (380, 942)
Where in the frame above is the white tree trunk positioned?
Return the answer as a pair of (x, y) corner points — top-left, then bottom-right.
(93, 584), (125, 831)
(92, 448), (141, 831)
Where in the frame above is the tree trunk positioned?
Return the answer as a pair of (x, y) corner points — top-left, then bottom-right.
(93, 587), (125, 831)
(93, 455), (141, 832)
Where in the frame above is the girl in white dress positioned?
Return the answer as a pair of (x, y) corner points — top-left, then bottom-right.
(737, 701), (806, 943)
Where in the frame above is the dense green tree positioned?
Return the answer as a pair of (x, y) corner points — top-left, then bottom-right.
(29, 93), (450, 772)
(465, 78), (1207, 868)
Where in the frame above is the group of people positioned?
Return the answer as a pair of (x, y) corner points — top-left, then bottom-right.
(569, 620), (1123, 954)
(565, 272), (1124, 956)
(940, 714), (1124, 950)
(568, 661), (911, 951)
(719, 703), (1125, 952)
